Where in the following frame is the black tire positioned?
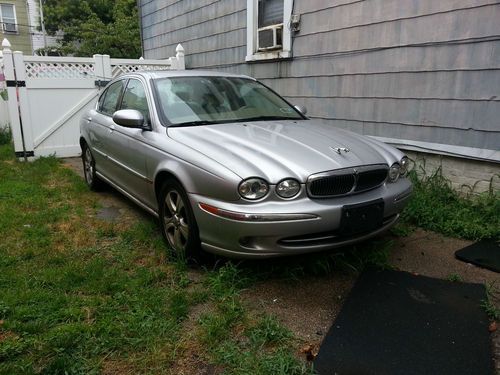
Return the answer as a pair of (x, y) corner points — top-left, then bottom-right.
(159, 179), (201, 260)
(81, 144), (104, 191)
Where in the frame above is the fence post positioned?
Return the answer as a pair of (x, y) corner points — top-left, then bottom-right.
(93, 54), (113, 86)
(13, 51), (35, 160)
(2, 39), (31, 160)
(175, 44), (185, 70)
(101, 55), (112, 79)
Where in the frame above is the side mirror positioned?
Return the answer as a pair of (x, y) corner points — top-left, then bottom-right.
(294, 105), (307, 115)
(113, 109), (145, 128)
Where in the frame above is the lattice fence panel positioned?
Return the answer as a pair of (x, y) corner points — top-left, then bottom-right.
(25, 62), (95, 79)
(111, 64), (172, 78)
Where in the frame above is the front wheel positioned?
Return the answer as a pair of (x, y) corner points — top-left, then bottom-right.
(82, 144), (104, 191)
(159, 179), (200, 259)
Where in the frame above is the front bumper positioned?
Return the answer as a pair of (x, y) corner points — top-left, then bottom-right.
(189, 178), (412, 258)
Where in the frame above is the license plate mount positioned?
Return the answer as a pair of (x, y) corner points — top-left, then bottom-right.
(340, 199), (385, 236)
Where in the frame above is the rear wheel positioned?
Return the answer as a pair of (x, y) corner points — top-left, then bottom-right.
(82, 144), (104, 191)
(159, 179), (200, 260)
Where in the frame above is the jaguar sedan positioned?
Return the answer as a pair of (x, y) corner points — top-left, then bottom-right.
(80, 71), (412, 259)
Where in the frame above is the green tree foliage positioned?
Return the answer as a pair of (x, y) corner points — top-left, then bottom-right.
(43, 0), (141, 58)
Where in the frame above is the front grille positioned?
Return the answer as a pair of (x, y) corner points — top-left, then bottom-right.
(307, 165), (388, 198)
(355, 169), (388, 192)
(309, 174), (355, 196)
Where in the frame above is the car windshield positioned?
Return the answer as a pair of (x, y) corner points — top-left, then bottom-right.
(153, 76), (304, 126)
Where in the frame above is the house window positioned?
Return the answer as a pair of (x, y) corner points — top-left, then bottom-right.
(0, 3), (17, 33)
(246, 0), (293, 62)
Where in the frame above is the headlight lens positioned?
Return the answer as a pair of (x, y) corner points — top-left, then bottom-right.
(400, 156), (409, 176)
(238, 178), (269, 200)
(388, 163), (400, 182)
(276, 179), (301, 198)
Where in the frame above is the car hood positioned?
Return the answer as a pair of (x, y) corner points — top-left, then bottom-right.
(167, 119), (403, 183)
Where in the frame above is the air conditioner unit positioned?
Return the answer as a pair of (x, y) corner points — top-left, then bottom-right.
(257, 23), (283, 51)
(2, 23), (17, 33)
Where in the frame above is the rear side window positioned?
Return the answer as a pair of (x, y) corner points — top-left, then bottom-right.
(99, 80), (125, 116)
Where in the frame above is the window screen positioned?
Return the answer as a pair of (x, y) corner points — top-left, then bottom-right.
(0, 4), (16, 25)
(258, 0), (283, 28)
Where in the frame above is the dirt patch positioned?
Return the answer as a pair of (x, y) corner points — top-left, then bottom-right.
(0, 330), (18, 342)
(389, 228), (498, 286)
(243, 273), (355, 351)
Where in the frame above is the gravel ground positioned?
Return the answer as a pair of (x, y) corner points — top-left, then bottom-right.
(63, 157), (500, 374)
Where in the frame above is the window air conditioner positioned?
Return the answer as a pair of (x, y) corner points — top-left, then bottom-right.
(257, 23), (283, 51)
(2, 23), (17, 33)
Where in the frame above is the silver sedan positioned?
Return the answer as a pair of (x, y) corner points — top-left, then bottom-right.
(80, 71), (412, 258)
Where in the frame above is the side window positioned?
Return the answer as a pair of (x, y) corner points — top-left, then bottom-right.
(99, 81), (125, 116)
(120, 79), (151, 124)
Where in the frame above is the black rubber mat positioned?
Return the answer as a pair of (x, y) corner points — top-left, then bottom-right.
(455, 240), (500, 273)
(314, 269), (493, 375)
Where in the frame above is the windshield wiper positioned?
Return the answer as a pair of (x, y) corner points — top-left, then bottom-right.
(170, 120), (220, 127)
(235, 115), (300, 122)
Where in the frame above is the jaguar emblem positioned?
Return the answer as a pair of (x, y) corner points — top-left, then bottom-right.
(331, 147), (350, 155)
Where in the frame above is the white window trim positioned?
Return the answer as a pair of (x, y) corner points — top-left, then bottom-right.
(0, 3), (18, 34)
(246, 0), (293, 62)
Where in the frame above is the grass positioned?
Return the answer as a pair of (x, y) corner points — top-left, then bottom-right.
(1, 138), (498, 373)
(401, 167), (499, 240)
(0, 126), (11, 146)
(482, 282), (500, 321)
(0, 142), (317, 374)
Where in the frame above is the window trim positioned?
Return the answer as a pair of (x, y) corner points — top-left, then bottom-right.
(0, 3), (18, 34)
(246, 0), (293, 62)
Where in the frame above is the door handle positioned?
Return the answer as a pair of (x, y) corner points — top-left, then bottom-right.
(109, 124), (115, 133)
(85, 117), (92, 122)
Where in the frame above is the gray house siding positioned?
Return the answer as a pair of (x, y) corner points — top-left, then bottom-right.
(139, 0), (500, 164)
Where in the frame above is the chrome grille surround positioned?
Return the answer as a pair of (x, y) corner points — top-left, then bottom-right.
(307, 164), (389, 198)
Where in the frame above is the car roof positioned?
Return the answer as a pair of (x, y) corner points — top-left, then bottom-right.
(125, 70), (256, 81)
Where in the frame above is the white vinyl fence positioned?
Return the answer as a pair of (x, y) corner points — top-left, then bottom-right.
(0, 38), (185, 159)
(0, 49), (9, 129)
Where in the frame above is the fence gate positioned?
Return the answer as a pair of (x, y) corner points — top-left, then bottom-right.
(0, 39), (185, 159)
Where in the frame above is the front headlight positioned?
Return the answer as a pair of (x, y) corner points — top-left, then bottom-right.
(400, 156), (409, 176)
(388, 163), (400, 182)
(276, 179), (300, 198)
(238, 178), (269, 200)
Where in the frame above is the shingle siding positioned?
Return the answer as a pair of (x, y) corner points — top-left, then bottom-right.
(139, 0), (500, 166)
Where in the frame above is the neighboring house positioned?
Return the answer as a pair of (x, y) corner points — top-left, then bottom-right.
(26, 0), (58, 54)
(138, 0), (499, 192)
(0, 0), (31, 54)
(0, 0), (58, 55)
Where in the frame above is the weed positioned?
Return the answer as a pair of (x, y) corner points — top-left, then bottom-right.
(402, 168), (500, 240)
(390, 222), (415, 237)
(481, 282), (500, 320)
(446, 273), (463, 283)
(247, 315), (293, 347)
(0, 125), (11, 145)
